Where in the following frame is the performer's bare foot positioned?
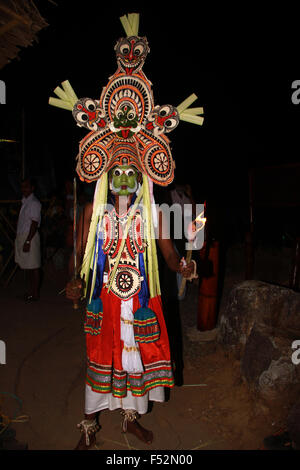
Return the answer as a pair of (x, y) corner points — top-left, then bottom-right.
(126, 418), (153, 445)
(74, 430), (97, 450)
(75, 418), (100, 450)
(121, 410), (153, 445)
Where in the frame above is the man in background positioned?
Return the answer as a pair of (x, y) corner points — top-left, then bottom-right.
(15, 178), (41, 301)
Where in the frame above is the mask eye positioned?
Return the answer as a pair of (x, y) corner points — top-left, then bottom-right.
(76, 112), (89, 122)
(134, 44), (144, 56)
(114, 169), (121, 177)
(125, 169), (135, 176)
(120, 42), (131, 55)
(127, 111), (136, 120)
(164, 118), (178, 129)
(84, 99), (96, 112)
(159, 105), (171, 117)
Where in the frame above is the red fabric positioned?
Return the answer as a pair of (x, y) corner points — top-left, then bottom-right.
(86, 287), (172, 369)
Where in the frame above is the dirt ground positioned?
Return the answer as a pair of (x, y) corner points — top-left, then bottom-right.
(179, 281), (292, 451)
(0, 244), (294, 451)
(177, 241), (297, 450)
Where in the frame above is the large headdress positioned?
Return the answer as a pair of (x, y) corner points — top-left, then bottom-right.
(49, 13), (204, 299)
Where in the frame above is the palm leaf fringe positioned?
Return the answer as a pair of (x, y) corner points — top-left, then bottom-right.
(48, 80), (78, 111)
(177, 93), (204, 126)
(80, 173), (108, 300)
(119, 13), (140, 37)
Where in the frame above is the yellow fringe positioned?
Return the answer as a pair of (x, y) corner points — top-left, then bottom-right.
(143, 176), (161, 298)
(119, 13), (140, 37)
(80, 174), (108, 299)
(48, 80), (78, 111)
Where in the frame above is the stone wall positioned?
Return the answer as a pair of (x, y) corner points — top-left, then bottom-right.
(218, 280), (300, 401)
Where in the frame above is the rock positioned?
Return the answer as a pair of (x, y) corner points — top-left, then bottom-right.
(241, 325), (281, 386)
(258, 358), (298, 400)
(218, 280), (300, 401)
(218, 281), (300, 350)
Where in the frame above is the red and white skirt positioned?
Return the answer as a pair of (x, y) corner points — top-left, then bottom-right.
(84, 281), (174, 414)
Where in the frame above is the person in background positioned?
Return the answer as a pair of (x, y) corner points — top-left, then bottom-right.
(15, 178), (42, 301)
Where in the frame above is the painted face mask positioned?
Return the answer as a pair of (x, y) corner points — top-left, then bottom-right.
(113, 104), (139, 139)
(114, 36), (150, 75)
(110, 165), (138, 196)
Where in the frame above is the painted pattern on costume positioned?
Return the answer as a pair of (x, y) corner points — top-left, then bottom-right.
(72, 21), (178, 186)
(102, 208), (144, 300)
(85, 289), (173, 398)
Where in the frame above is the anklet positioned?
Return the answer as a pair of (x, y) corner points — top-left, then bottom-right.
(77, 418), (100, 446)
(120, 409), (140, 432)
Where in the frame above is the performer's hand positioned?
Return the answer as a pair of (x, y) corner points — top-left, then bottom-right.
(66, 278), (83, 301)
(178, 258), (197, 279)
(23, 241), (30, 253)
(187, 221), (197, 242)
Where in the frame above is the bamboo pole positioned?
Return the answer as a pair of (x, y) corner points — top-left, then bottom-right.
(178, 250), (193, 297)
(73, 177), (79, 310)
(0, 211), (16, 238)
(21, 107), (25, 179)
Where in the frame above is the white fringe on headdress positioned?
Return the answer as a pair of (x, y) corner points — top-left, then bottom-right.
(120, 298), (144, 373)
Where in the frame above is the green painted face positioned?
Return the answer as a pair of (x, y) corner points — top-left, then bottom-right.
(110, 165), (138, 196)
(113, 105), (138, 138)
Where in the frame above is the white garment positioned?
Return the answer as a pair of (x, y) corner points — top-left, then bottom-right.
(15, 193), (41, 269)
(85, 289), (165, 415)
(16, 193), (41, 235)
(15, 232), (41, 269)
(120, 298), (144, 373)
(85, 384), (164, 415)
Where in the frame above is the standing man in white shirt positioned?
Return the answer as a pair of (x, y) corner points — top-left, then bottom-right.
(15, 178), (42, 301)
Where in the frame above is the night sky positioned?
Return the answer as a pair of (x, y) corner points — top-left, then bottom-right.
(0, 2), (299, 213)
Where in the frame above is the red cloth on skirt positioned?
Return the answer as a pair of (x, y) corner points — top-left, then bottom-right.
(85, 286), (174, 398)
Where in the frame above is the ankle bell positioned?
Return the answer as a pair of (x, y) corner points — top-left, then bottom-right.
(77, 418), (100, 446)
(120, 409), (140, 432)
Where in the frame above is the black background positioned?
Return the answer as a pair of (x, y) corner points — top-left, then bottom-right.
(0, 1), (299, 214)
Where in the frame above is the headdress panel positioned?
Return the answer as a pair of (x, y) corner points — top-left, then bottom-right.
(49, 13), (204, 187)
(49, 13), (204, 300)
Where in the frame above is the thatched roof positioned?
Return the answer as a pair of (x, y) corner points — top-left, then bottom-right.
(0, 0), (48, 70)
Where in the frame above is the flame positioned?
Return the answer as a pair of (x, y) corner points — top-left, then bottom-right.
(194, 210), (206, 233)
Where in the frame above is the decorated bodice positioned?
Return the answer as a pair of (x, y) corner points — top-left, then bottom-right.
(102, 208), (145, 300)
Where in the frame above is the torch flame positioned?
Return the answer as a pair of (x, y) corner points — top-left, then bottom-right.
(187, 209), (206, 242)
(194, 210), (206, 233)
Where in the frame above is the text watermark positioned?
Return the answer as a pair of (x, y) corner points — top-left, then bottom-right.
(291, 80), (300, 104)
(292, 340), (300, 365)
(95, 202), (206, 250)
(0, 80), (5, 104)
(0, 340), (6, 364)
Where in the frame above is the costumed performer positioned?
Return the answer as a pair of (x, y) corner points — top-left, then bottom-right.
(49, 12), (204, 450)
(66, 157), (194, 449)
